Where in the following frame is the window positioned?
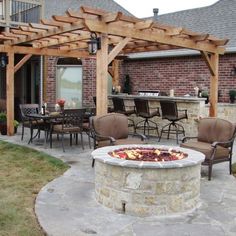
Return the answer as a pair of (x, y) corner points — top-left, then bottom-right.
(56, 58), (82, 108)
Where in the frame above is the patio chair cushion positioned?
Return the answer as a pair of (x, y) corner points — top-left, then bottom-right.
(197, 118), (235, 147)
(181, 140), (230, 160)
(23, 119), (44, 127)
(93, 113), (129, 139)
(53, 124), (82, 133)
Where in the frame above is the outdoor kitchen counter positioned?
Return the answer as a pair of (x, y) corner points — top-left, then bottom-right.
(108, 94), (207, 137)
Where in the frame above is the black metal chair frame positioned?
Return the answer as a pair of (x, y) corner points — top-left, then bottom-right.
(19, 104), (44, 143)
(112, 97), (136, 132)
(50, 109), (85, 152)
(159, 100), (188, 143)
(82, 107), (96, 149)
(134, 98), (160, 137)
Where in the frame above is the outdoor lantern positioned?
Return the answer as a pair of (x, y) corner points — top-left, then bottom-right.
(0, 54), (8, 68)
(231, 66), (236, 76)
(88, 32), (101, 55)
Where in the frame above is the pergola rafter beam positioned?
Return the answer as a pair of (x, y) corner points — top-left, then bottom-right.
(33, 32), (90, 48)
(5, 21), (85, 45)
(84, 19), (225, 54)
(135, 20), (154, 30)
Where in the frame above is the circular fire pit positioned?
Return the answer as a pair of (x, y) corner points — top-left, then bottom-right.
(92, 144), (205, 217)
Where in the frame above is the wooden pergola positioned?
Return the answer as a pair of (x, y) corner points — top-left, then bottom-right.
(0, 6), (228, 135)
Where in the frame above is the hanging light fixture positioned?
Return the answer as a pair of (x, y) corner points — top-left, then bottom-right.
(88, 32), (101, 55)
(0, 54), (8, 68)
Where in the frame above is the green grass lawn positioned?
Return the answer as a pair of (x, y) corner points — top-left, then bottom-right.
(0, 141), (69, 236)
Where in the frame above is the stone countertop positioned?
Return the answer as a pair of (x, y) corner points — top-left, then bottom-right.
(109, 94), (206, 103)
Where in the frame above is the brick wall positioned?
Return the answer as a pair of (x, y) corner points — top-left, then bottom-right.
(45, 53), (236, 104)
(45, 56), (57, 103)
(82, 58), (96, 106)
(45, 57), (97, 106)
(121, 53), (236, 103)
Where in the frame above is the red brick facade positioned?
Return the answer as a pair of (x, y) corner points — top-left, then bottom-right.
(82, 58), (96, 106)
(121, 53), (236, 103)
(46, 53), (236, 105)
(45, 56), (97, 106)
(46, 56), (57, 103)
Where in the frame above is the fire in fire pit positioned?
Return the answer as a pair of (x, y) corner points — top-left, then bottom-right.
(109, 147), (188, 162)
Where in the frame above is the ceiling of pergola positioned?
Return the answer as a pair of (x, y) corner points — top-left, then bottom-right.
(0, 6), (228, 56)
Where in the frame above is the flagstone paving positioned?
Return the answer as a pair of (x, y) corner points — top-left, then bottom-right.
(1, 129), (236, 236)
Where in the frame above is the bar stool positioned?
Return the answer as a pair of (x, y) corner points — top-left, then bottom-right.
(93, 96), (114, 113)
(159, 100), (188, 143)
(134, 98), (160, 137)
(112, 97), (136, 132)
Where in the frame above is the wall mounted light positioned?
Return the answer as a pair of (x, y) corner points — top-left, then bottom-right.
(88, 32), (101, 55)
(0, 54), (8, 68)
(231, 66), (236, 76)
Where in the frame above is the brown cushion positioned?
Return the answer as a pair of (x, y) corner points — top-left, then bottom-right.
(97, 137), (146, 148)
(82, 122), (90, 131)
(93, 113), (129, 139)
(23, 120), (44, 127)
(53, 124), (81, 133)
(180, 140), (230, 160)
(125, 109), (135, 116)
(198, 118), (235, 145)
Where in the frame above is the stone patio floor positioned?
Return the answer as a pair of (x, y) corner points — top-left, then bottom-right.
(1, 128), (236, 236)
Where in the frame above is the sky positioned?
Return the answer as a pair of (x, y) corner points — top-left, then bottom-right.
(114, 0), (219, 18)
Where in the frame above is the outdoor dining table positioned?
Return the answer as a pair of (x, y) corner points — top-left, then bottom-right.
(26, 107), (95, 148)
(26, 112), (63, 147)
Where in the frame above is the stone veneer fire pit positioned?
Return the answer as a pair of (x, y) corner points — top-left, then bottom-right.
(92, 145), (205, 217)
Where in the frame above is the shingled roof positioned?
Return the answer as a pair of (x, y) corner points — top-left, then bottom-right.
(44, 0), (133, 19)
(150, 0), (236, 49)
(128, 0), (234, 59)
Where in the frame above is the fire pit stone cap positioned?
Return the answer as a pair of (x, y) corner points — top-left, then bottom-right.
(91, 144), (205, 169)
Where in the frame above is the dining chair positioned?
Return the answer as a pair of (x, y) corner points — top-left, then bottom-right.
(50, 109), (85, 152)
(19, 104), (45, 143)
(82, 107), (96, 148)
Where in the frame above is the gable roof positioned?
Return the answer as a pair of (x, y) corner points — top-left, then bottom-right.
(44, 0), (133, 19)
(150, 0), (236, 48)
(128, 0), (235, 59)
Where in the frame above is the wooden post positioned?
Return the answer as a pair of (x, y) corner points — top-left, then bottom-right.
(6, 50), (15, 135)
(112, 59), (119, 87)
(209, 53), (219, 117)
(96, 34), (108, 115)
